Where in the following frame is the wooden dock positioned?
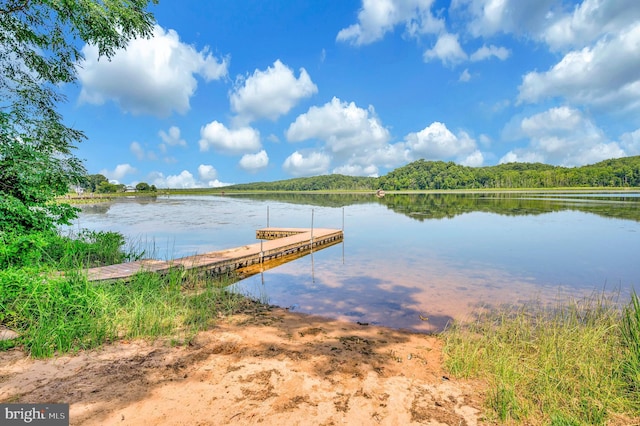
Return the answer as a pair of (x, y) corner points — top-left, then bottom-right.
(84, 227), (343, 283)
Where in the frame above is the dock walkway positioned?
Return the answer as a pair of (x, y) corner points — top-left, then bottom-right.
(84, 227), (343, 283)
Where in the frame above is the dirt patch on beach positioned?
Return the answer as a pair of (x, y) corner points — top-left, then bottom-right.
(0, 306), (487, 425)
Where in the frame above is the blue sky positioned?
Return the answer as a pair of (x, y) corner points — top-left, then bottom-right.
(61, 0), (640, 188)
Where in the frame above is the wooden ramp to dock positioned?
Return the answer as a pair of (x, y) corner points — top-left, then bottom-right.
(84, 227), (343, 283)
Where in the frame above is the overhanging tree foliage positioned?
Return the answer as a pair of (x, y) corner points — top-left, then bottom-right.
(0, 0), (157, 233)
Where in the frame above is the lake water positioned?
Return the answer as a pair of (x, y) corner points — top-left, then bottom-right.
(68, 192), (640, 332)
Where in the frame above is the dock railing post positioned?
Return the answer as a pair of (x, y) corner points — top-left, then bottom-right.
(310, 208), (314, 248)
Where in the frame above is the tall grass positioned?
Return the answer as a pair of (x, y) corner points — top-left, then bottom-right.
(443, 292), (640, 424)
(0, 229), (253, 357)
(0, 229), (133, 269)
(0, 267), (252, 357)
(621, 292), (640, 406)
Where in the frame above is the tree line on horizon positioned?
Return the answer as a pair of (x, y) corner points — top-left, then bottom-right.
(221, 156), (640, 191)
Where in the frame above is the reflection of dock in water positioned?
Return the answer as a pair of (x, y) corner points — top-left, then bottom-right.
(84, 228), (343, 282)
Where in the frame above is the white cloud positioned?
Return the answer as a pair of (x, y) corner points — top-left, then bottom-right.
(100, 163), (137, 181)
(337, 0), (444, 46)
(197, 165), (232, 187)
(78, 25), (228, 117)
(470, 44), (510, 61)
(239, 150), (269, 171)
(197, 164), (218, 181)
(129, 141), (157, 161)
(460, 150), (485, 167)
(518, 23), (640, 113)
(499, 151), (545, 164)
(543, 0), (640, 50)
(459, 68), (471, 82)
(620, 129), (640, 155)
(159, 126), (187, 147)
(286, 97), (391, 155)
(332, 163), (379, 177)
(267, 134), (280, 143)
(130, 142), (145, 160)
(199, 121), (261, 154)
(500, 106), (625, 166)
(325, 141), (409, 178)
(452, 0), (557, 38)
(149, 168), (232, 188)
(423, 33), (467, 66)
(206, 179), (233, 188)
(404, 122), (479, 161)
(163, 170), (197, 188)
(520, 106), (582, 136)
(230, 60), (318, 124)
(362, 143), (411, 168)
(453, 0), (640, 56)
(283, 151), (331, 177)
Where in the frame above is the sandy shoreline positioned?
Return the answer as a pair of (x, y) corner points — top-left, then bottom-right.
(0, 305), (487, 425)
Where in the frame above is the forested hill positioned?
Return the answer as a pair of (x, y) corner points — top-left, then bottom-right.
(222, 174), (376, 191)
(221, 156), (640, 191)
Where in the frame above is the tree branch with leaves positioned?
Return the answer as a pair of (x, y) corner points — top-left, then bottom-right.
(0, 0), (157, 233)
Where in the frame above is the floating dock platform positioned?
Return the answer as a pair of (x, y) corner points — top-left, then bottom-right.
(84, 227), (343, 283)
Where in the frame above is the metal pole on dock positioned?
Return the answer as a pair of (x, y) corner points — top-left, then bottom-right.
(342, 207), (344, 231)
(310, 208), (314, 247)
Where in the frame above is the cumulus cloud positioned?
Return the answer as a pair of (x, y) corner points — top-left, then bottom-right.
(286, 97), (391, 156)
(470, 44), (510, 61)
(453, 0), (640, 56)
(149, 168), (232, 188)
(620, 129), (640, 155)
(518, 23), (640, 113)
(230, 60), (318, 124)
(160, 170), (198, 188)
(197, 164), (218, 181)
(543, 0), (640, 50)
(451, 0), (557, 38)
(404, 122), (480, 162)
(337, 0), (444, 45)
(332, 163), (379, 177)
(78, 25), (228, 117)
(459, 150), (484, 167)
(362, 143), (410, 168)
(199, 121), (261, 154)
(499, 151), (545, 164)
(239, 150), (269, 171)
(499, 106), (625, 166)
(283, 151), (331, 177)
(100, 163), (137, 181)
(159, 126), (187, 147)
(423, 33), (467, 66)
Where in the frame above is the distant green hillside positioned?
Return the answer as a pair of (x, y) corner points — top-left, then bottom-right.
(222, 174), (376, 191)
(219, 156), (640, 191)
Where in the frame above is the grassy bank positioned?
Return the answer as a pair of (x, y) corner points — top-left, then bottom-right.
(443, 293), (640, 424)
(0, 230), (250, 357)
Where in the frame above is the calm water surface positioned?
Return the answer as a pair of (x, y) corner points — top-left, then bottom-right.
(69, 192), (640, 332)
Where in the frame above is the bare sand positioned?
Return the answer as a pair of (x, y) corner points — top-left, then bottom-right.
(0, 305), (487, 425)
